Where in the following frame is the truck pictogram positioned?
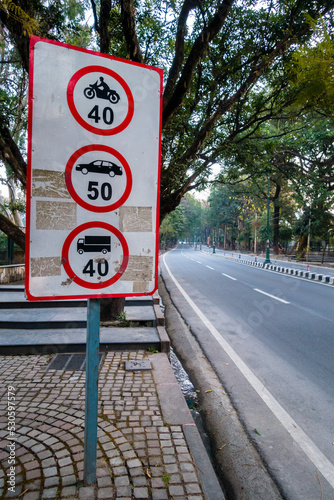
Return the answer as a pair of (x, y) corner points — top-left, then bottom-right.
(77, 236), (111, 254)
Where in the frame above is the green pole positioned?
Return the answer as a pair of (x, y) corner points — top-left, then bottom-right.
(264, 173), (271, 264)
(84, 298), (100, 485)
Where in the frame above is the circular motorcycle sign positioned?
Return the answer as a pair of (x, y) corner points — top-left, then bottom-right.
(65, 145), (132, 212)
(62, 222), (129, 289)
(67, 65), (134, 135)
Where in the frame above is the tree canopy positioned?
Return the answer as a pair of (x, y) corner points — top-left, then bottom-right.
(1, 0), (334, 249)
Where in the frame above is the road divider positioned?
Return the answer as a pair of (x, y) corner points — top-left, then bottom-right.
(197, 249), (334, 285)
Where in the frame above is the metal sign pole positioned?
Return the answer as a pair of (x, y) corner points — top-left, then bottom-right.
(84, 298), (100, 485)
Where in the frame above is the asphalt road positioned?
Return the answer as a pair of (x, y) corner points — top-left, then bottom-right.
(162, 245), (334, 500)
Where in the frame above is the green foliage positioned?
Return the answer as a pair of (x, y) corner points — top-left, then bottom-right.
(159, 194), (206, 246)
(1, 198), (25, 215)
(288, 17), (334, 117)
(0, 0), (39, 36)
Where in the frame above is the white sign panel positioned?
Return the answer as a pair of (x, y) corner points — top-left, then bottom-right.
(26, 36), (163, 300)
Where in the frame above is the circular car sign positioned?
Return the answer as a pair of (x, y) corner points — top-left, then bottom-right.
(67, 65), (134, 135)
(65, 145), (132, 212)
(62, 222), (129, 289)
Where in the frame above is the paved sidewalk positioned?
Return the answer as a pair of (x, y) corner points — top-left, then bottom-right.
(0, 350), (224, 500)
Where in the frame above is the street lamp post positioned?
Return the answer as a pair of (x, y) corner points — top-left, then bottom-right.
(264, 173), (271, 264)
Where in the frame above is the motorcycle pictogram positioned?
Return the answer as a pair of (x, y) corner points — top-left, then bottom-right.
(83, 77), (120, 104)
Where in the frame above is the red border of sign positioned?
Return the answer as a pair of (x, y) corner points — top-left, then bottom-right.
(67, 66), (134, 135)
(61, 222), (129, 289)
(65, 145), (132, 212)
(25, 36), (163, 301)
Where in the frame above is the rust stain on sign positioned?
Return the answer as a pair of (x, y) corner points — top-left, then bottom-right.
(120, 255), (153, 281)
(119, 207), (152, 232)
(30, 256), (62, 277)
(61, 278), (73, 286)
(32, 169), (71, 199)
(36, 201), (77, 230)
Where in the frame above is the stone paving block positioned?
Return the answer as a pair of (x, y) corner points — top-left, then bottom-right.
(97, 486), (115, 498)
(22, 492), (40, 500)
(127, 458), (142, 468)
(133, 486), (149, 498)
(116, 484), (132, 497)
(151, 490), (168, 500)
(78, 486), (95, 498)
(62, 485), (77, 497)
(114, 476), (130, 487)
(129, 467), (145, 477)
(98, 475), (113, 487)
(44, 476), (59, 487)
(25, 469), (41, 480)
(44, 466), (58, 478)
(62, 474), (77, 486)
(169, 484), (185, 496)
(132, 476), (147, 486)
(183, 472), (198, 483)
(41, 487), (59, 498)
(113, 466), (128, 476)
(185, 483), (202, 494)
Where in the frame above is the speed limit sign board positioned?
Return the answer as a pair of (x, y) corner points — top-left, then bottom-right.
(25, 36), (163, 300)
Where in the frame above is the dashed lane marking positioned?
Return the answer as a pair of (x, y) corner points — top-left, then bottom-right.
(254, 288), (290, 304)
(222, 273), (237, 281)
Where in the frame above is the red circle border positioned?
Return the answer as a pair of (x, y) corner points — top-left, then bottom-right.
(62, 222), (129, 289)
(65, 145), (132, 213)
(67, 65), (134, 135)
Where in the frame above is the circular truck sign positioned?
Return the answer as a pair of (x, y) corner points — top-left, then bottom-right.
(62, 222), (129, 289)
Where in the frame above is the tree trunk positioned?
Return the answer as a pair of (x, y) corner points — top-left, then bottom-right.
(273, 203), (280, 254)
(272, 181), (281, 255)
(100, 297), (126, 321)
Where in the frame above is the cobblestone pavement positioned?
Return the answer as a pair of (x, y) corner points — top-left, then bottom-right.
(0, 351), (205, 499)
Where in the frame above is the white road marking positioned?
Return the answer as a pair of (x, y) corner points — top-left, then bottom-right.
(163, 253), (334, 490)
(196, 261), (202, 264)
(254, 288), (290, 304)
(206, 266), (214, 270)
(222, 273), (237, 281)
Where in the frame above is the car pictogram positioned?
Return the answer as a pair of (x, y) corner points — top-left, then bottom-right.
(75, 160), (123, 177)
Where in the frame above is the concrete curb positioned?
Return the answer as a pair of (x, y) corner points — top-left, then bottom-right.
(150, 353), (225, 500)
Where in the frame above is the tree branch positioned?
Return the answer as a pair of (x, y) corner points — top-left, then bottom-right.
(0, 9), (29, 72)
(99, 0), (111, 53)
(175, 22), (314, 169)
(163, 0), (197, 102)
(0, 213), (25, 249)
(163, 0), (235, 127)
(120, 0), (144, 63)
(0, 120), (26, 188)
